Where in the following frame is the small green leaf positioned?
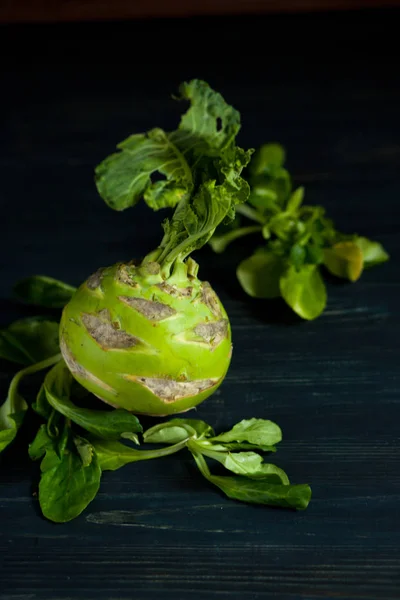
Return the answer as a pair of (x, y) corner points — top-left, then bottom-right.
(208, 474), (311, 510)
(0, 393), (28, 454)
(73, 436), (95, 467)
(29, 424), (53, 460)
(269, 212), (296, 239)
(249, 462), (290, 484)
(14, 276), (76, 308)
(355, 236), (389, 268)
(1, 354), (60, 454)
(237, 252), (285, 299)
(248, 186), (279, 212)
(286, 187), (304, 213)
(262, 224), (271, 239)
(193, 443), (289, 484)
(289, 244), (306, 269)
(121, 432), (140, 445)
(323, 241), (364, 282)
(144, 418), (214, 444)
(280, 264), (327, 320)
(196, 446), (262, 474)
(0, 318), (60, 365)
(211, 418), (282, 447)
(44, 361), (142, 440)
(0, 367), (31, 454)
(250, 144), (286, 175)
(192, 452), (311, 511)
(56, 418), (70, 458)
(39, 446), (101, 523)
(305, 243), (324, 265)
(144, 425), (190, 445)
(250, 169), (292, 209)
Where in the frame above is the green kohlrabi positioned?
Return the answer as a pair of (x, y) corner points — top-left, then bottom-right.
(0, 80), (312, 523)
(59, 80), (253, 415)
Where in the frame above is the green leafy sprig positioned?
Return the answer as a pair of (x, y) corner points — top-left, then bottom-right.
(210, 143), (389, 320)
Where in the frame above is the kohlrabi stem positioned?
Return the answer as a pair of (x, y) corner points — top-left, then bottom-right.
(142, 248), (163, 265)
(9, 354), (62, 407)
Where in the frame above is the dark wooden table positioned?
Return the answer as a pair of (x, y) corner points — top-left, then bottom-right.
(1, 8), (399, 599)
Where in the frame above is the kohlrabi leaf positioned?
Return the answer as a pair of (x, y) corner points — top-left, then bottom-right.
(171, 79), (241, 157)
(323, 241), (364, 282)
(280, 264), (327, 320)
(355, 236), (389, 268)
(237, 252), (284, 299)
(14, 276), (76, 308)
(0, 318), (60, 365)
(211, 418), (282, 447)
(95, 80), (252, 272)
(95, 128), (193, 212)
(44, 361), (142, 440)
(218, 147), (253, 207)
(95, 79), (248, 216)
(192, 452), (311, 510)
(158, 174), (251, 268)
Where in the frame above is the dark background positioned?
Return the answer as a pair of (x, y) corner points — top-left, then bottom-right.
(1, 7), (400, 600)
(1, 0), (400, 22)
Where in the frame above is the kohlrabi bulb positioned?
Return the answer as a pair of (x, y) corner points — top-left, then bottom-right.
(59, 260), (232, 415)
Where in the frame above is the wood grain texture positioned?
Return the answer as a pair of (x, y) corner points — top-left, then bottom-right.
(1, 0), (400, 23)
(1, 8), (400, 600)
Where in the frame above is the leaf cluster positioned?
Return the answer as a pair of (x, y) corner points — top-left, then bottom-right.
(95, 80), (253, 275)
(210, 144), (389, 319)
